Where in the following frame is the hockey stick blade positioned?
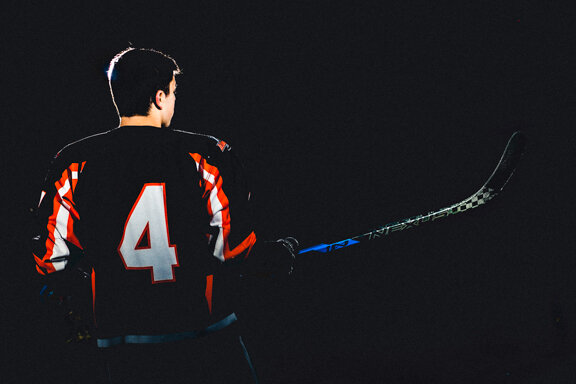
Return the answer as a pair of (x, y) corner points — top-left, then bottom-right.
(299, 131), (526, 255)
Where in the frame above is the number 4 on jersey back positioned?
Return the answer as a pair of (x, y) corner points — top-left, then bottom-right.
(118, 183), (179, 283)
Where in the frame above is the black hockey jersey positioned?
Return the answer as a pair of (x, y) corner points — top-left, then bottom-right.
(32, 126), (260, 341)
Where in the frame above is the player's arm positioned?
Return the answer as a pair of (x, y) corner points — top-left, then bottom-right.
(31, 153), (85, 276)
(190, 140), (296, 275)
(31, 153), (93, 342)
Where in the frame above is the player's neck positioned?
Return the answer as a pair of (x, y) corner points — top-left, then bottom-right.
(119, 114), (162, 128)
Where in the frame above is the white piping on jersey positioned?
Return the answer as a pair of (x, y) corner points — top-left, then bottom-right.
(38, 191), (47, 207)
(50, 167), (80, 271)
(57, 179), (72, 211)
(209, 187), (225, 262)
(52, 204), (70, 271)
(171, 129), (220, 144)
(203, 171), (215, 185)
(192, 158), (217, 186)
(57, 178), (71, 200)
(191, 155), (227, 262)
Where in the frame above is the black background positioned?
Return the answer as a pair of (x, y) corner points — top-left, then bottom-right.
(1, 1), (574, 383)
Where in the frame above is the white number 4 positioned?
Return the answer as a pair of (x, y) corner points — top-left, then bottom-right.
(118, 183), (179, 283)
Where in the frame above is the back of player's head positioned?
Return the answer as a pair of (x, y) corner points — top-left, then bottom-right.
(107, 47), (181, 117)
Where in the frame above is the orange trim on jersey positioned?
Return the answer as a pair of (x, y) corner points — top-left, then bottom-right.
(188, 153), (256, 261)
(205, 275), (213, 314)
(217, 140), (228, 152)
(224, 231), (257, 260)
(37, 163), (84, 274)
(91, 268), (97, 326)
(70, 163), (79, 191)
(53, 193), (82, 250)
(40, 199), (62, 274)
(35, 263), (46, 275)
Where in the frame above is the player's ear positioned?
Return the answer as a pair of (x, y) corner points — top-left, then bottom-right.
(153, 89), (165, 110)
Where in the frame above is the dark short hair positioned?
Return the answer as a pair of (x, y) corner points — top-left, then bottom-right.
(107, 48), (181, 117)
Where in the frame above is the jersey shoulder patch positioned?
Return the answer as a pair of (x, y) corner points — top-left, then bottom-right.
(216, 140), (230, 152)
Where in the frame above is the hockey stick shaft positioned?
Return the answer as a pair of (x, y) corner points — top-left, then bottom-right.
(299, 131), (526, 255)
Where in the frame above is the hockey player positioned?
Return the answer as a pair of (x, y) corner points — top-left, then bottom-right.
(31, 47), (298, 384)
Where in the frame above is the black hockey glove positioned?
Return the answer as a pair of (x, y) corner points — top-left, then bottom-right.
(243, 236), (299, 276)
(275, 236), (299, 275)
(38, 264), (93, 344)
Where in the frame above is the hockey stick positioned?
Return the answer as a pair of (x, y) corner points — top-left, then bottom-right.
(299, 131), (526, 255)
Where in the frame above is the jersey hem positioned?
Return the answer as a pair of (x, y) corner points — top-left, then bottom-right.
(96, 313), (238, 348)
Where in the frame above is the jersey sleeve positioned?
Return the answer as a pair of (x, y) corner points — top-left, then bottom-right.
(32, 156), (86, 275)
(189, 141), (257, 262)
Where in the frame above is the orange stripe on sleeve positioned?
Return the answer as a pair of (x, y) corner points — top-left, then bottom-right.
(205, 275), (213, 314)
(189, 153), (256, 261)
(91, 268), (97, 326)
(224, 231), (257, 260)
(37, 162), (84, 273)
